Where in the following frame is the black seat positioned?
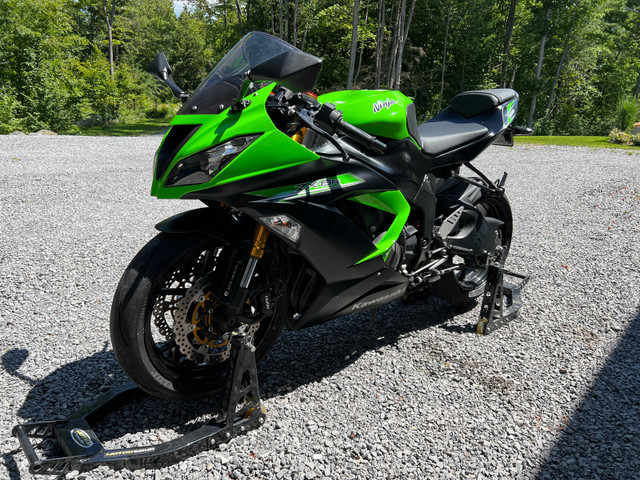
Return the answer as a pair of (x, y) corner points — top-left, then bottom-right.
(450, 88), (517, 118)
(418, 120), (488, 156)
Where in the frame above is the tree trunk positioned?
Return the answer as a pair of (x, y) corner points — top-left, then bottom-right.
(375, 0), (385, 88)
(387, 0), (403, 88)
(635, 70), (640, 99)
(272, 5), (276, 35)
(527, 5), (552, 129)
(546, 23), (575, 115)
(500, 0), (517, 87)
(354, 0), (370, 85)
(279, 0), (283, 39)
(460, 34), (468, 92)
(384, 0), (398, 86)
(293, 0), (298, 47)
(393, 0), (415, 88)
(234, 0), (242, 25)
(101, 0), (116, 80)
(284, 0), (289, 42)
(347, 0), (361, 88)
(437, 1), (452, 112)
(509, 64), (518, 88)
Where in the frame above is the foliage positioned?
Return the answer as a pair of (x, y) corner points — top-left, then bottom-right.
(614, 96), (640, 132)
(0, 88), (26, 134)
(1, 0), (640, 136)
(609, 128), (640, 146)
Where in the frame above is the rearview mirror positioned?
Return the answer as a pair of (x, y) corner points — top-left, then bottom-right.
(249, 50), (322, 93)
(146, 52), (188, 103)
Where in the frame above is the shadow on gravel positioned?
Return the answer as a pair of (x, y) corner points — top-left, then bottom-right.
(258, 295), (474, 397)
(536, 309), (640, 480)
(4, 296), (464, 478)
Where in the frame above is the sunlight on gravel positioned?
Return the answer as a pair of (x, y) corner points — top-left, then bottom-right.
(1, 137), (639, 479)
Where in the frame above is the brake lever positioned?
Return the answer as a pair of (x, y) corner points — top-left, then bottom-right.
(296, 109), (350, 162)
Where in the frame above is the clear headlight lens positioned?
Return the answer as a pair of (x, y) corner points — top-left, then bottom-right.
(165, 134), (261, 187)
(260, 215), (301, 244)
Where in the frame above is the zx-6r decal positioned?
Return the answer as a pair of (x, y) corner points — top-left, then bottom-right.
(249, 173), (364, 203)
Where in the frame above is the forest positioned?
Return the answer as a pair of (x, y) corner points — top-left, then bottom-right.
(1, 0), (639, 136)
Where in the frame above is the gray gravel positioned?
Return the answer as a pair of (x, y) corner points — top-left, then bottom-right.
(1, 136), (639, 480)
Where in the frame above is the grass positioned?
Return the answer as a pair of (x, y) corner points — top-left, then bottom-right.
(77, 118), (170, 136)
(515, 135), (639, 150)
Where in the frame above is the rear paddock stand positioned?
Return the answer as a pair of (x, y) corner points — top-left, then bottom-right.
(12, 334), (265, 476)
(476, 264), (530, 335)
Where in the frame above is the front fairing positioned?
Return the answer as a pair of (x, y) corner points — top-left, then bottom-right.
(151, 84), (319, 199)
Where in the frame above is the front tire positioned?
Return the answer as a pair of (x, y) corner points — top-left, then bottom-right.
(110, 232), (288, 401)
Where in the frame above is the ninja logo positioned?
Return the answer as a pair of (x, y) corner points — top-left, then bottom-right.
(373, 98), (398, 113)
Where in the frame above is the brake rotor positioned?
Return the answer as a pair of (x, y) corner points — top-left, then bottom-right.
(152, 252), (206, 340)
(173, 276), (257, 364)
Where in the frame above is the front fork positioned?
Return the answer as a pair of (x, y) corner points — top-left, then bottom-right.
(224, 224), (270, 326)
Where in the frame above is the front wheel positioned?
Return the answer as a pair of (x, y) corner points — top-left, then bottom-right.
(110, 232), (289, 401)
(430, 196), (513, 304)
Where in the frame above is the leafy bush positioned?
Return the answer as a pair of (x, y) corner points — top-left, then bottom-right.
(145, 103), (177, 119)
(609, 128), (640, 146)
(614, 96), (640, 132)
(0, 89), (25, 134)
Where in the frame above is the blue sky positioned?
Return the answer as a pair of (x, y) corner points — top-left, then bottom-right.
(173, 0), (187, 16)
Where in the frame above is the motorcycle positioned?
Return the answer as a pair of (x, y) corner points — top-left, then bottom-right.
(110, 31), (528, 402)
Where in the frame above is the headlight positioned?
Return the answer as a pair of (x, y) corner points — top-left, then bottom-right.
(165, 134), (261, 186)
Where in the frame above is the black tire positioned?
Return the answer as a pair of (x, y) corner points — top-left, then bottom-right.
(110, 232), (288, 401)
(430, 196), (513, 304)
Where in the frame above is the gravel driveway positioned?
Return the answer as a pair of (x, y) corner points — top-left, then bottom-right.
(1, 136), (639, 480)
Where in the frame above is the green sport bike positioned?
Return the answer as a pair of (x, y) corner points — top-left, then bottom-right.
(111, 32), (528, 401)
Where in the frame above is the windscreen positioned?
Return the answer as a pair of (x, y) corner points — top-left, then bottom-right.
(178, 32), (297, 115)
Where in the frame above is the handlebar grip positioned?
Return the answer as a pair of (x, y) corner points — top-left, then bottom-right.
(336, 120), (387, 154)
(316, 103), (387, 154)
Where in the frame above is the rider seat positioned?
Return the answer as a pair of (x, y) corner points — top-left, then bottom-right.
(416, 88), (517, 157)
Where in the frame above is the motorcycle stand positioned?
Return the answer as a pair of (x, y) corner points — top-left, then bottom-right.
(476, 264), (530, 335)
(12, 334), (265, 476)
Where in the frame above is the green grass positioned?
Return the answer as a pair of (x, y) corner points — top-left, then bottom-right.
(515, 135), (639, 150)
(78, 118), (170, 136)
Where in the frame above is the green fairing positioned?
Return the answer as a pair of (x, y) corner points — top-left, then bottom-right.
(318, 90), (414, 141)
(151, 84), (319, 199)
(350, 191), (410, 264)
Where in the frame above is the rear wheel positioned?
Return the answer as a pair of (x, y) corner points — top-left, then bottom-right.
(110, 232), (288, 401)
(430, 196), (512, 304)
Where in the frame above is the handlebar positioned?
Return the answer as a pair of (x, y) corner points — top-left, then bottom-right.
(315, 103), (387, 155)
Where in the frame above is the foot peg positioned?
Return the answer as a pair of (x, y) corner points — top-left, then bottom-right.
(476, 265), (529, 335)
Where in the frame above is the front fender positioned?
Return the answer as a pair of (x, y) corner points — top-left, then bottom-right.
(155, 208), (253, 244)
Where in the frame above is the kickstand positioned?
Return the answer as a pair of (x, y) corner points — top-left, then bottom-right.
(476, 264), (530, 335)
(12, 333), (265, 476)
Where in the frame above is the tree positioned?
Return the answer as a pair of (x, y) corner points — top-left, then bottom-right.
(347, 0), (360, 88)
(501, 0), (518, 87)
(102, 0), (117, 79)
(527, 4), (552, 129)
(437, 1), (452, 111)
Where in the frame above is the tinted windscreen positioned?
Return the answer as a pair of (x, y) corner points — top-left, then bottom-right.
(178, 32), (297, 115)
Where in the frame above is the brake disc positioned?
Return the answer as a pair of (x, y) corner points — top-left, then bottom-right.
(173, 276), (257, 364)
